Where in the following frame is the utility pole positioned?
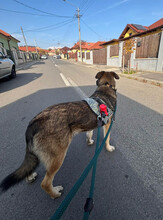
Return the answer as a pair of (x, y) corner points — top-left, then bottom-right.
(77, 8), (82, 61)
(63, 1), (82, 61)
(21, 26), (28, 53)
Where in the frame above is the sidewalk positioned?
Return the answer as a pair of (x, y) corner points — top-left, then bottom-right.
(66, 59), (163, 88)
(16, 60), (39, 71)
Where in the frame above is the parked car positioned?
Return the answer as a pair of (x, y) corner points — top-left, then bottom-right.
(41, 55), (47, 59)
(56, 55), (61, 59)
(0, 52), (16, 80)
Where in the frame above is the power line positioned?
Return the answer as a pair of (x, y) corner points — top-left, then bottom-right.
(61, 17), (77, 42)
(80, 0), (90, 12)
(0, 7), (56, 17)
(81, 0), (96, 15)
(35, 19), (75, 32)
(81, 18), (103, 39)
(12, 19), (75, 35)
(79, 0), (89, 11)
(13, 0), (73, 18)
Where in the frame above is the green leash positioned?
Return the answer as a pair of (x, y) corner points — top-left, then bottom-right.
(50, 117), (114, 220)
(83, 125), (101, 220)
(50, 103), (117, 220)
(83, 104), (117, 219)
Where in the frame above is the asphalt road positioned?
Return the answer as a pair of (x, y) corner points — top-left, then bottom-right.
(0, 58), (163, 220)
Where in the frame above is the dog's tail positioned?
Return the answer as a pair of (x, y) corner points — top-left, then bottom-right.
(0, 146), (39, 192)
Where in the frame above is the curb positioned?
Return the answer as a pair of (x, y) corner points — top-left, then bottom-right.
(68, 60), (163, 88)
(118, 72), (163, 88)
(16, 61), (38, 71)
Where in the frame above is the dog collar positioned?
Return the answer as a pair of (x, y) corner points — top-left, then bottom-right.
(96, 80), (116, 91)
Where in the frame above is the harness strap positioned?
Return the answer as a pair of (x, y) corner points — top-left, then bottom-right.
(84, 98), (113, 127)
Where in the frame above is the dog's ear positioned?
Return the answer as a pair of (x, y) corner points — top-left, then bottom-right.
(110, 71), (119, 80)
(95, 71), (105, 79)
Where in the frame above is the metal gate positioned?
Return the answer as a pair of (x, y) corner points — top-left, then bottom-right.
(93, 48), (107, 65)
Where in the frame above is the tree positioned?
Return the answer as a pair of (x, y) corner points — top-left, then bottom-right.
(123, 38), (136, 73)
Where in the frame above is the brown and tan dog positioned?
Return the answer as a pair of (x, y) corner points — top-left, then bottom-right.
(0, 71), (119, 199)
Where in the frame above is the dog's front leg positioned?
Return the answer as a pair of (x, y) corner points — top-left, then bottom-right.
(103, 121), (115, 152)
(86, 130), (94, 145)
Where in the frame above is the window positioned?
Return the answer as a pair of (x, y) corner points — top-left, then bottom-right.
(86, 52), (90, 59)
(110, 44), (119, 57)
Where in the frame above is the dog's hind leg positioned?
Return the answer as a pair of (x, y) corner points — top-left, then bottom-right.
(103, 121), (115, 152)
(41, 151), (66, 199)
(26, 172), (38, 183)
(86, 130), (94, 145)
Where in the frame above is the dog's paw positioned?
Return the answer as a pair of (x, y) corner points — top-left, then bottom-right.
(51, 186), (64, 199)
(87, 139), (94, 146)
(106, 145), (115, 152)
(26, 172), (38, 184)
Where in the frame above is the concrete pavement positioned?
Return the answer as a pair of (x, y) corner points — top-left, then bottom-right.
(1, 58), (163, 220)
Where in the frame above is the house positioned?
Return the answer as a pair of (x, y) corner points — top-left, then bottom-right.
(19, 46), (40, 53)
(69, 43), (80, 60)
(0, 29), (20, 54)
(0, 29), (20, 64)
(60, 46), (70, 59)
(48, 49), (56, 56)
(89, 41), (106, 65)
(101, 18), (163, 72)
(71, 41), (94, 62)
(19, 45), (41, 61)
(19, 46), (49, 58)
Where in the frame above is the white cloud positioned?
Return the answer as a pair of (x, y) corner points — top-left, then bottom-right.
(85, 0), (129, 18)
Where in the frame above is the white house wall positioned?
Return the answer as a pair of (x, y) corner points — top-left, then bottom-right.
(134, 58), (158, 71)
(107, 43), (123, 67)
(78, 51), (93, 64)
(84, 51), (93, 64)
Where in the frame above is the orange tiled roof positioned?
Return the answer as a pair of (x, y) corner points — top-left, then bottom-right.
(71, 42), (95, 50)
(149, 18), (163, 29)
(0, 29), (20, 42)
(89, 41), (106, 50)
(19, 46), (37, 52)
(119, 18), (163, 39)
(19, 46), (48, 52)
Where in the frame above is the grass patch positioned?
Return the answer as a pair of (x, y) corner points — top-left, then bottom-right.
(124, 70), (136, 74)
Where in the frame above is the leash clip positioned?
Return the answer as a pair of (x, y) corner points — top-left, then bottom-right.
(84, 198), (94, 213)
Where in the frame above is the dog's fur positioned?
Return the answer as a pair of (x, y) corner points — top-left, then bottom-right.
(0, 71), (119, 199)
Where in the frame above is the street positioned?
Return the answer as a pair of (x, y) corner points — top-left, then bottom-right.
(0, 58), (163, 220)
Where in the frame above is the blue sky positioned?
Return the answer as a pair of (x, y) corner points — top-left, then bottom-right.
(1, 0), (163, 49)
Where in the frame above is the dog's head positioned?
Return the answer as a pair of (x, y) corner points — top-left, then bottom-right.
(95, 71), (119, 88)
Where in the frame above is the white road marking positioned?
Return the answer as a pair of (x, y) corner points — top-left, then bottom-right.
(55, 64), (58, 67)
(59, 73), (88, 99)
(67, 77), (88, 99)
(60, 73), (71, 86)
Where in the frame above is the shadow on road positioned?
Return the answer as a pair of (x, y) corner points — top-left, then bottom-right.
(0, 72), (42, 93)
(0, 86), (162, 220)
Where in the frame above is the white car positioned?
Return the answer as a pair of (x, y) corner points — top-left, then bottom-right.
(0, 52), (16, 79)
(41, 55), (47, 59)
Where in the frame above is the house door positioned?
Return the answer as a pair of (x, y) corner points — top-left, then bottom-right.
(122, 50), (131, 68)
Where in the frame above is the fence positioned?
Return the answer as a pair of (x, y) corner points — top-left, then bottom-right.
(136, 32), (161, 58)
(0, 46), (39, 65)
(93, 48), (107, 65)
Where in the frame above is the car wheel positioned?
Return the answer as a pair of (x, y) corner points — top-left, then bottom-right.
(10, 66), (16, 78)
